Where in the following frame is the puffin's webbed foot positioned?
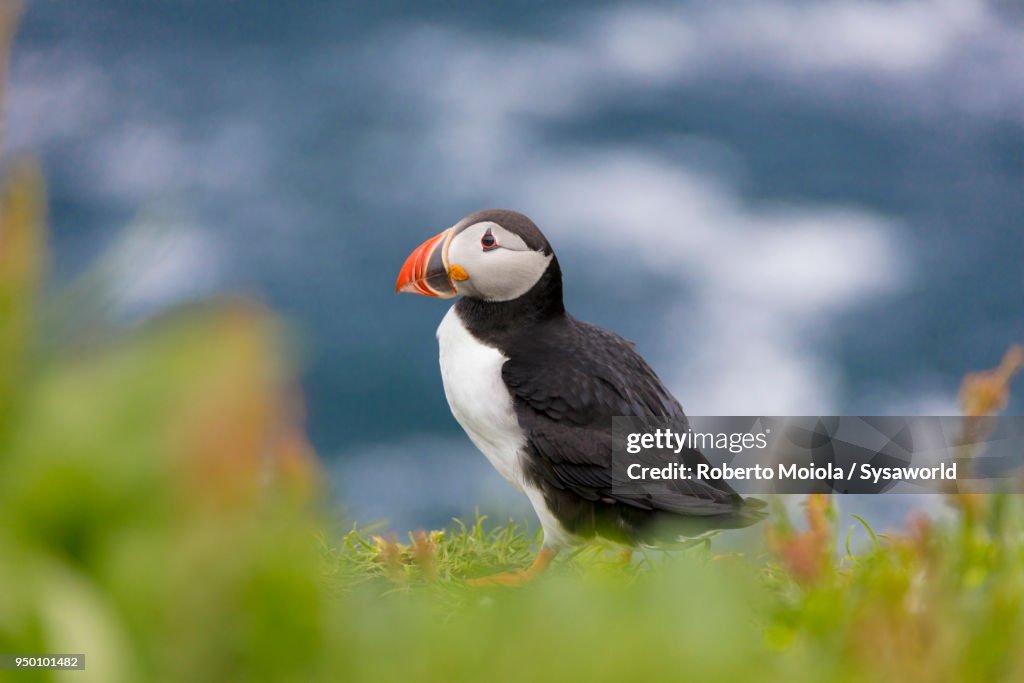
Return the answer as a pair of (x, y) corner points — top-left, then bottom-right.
(467, 546), (558, 587)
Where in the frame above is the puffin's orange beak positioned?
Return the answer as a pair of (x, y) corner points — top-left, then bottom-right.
(395, 228), (458, 298)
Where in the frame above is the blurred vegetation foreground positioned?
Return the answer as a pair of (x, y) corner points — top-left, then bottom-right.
(3, 11), (1024, 683)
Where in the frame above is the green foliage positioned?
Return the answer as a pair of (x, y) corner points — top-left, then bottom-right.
(319, 497), (1024, 683)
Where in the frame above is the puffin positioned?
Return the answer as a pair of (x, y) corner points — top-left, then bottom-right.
(396, 209), (765, 585)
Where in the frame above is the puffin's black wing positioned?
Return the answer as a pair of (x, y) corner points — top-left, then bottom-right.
(503, 317), (760, 541)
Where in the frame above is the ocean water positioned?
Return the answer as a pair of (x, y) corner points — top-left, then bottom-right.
(8, 0), (1023, 532)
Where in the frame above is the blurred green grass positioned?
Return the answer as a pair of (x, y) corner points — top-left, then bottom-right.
(2, 7), (1024, 680)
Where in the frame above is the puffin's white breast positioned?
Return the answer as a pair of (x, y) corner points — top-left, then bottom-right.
(436, 306), (526, 492)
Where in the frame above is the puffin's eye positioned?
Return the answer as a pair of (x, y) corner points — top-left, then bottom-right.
(481, 229), (498, 250)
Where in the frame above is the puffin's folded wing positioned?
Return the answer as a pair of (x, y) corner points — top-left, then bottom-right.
(520, 417), (741, 516)
(502, 319), (741, 515)
(502, 319), (684, 424)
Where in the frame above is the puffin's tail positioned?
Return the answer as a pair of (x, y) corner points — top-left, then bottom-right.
(634, 494), (770, 546)
(734, 495), (769, 526)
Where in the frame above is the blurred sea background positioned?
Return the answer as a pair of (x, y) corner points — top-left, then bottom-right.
(7, 0), (1023, 531)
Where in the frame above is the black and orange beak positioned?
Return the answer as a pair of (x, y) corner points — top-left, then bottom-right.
(395, 228), (458, 298)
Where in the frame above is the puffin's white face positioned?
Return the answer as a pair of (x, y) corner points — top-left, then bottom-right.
(396, 213), (554, 302)
(445, 221), (552, 302)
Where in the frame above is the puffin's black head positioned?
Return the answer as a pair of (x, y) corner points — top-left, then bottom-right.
(396, 209), (558, 302)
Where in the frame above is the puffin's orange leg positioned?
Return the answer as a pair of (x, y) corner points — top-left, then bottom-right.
(467, 547), (558, 587)
(617, 548), (633, 565)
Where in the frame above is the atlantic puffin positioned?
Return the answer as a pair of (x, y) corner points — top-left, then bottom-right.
(396, 209), (765, 585)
